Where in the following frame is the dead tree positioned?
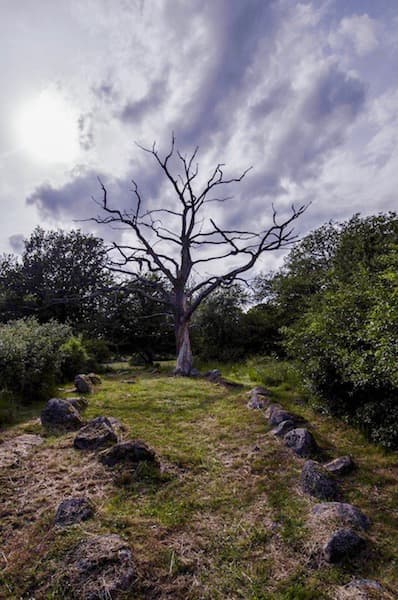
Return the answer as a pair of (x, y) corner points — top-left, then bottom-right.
(91, 137), (307, 375)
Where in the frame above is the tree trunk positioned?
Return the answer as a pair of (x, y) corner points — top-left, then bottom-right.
(175, 318), (192, 376)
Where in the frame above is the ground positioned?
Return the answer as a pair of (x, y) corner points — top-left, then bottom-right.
(0, 361), (397, 599)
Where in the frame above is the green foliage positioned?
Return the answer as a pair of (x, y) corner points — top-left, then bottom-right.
(281, 213), (398, 448)
(59, 336), (90, 380)
(0, 317), (72, 402)
(82, 337), (111, 363)
(192, 285), (247, 361)
(0, 227), (112, 332)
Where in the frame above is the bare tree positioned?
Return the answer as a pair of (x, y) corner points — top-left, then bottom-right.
(91, 137), (307, 375)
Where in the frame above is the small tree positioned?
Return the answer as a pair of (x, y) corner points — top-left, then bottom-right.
(91, 137), (306, 374)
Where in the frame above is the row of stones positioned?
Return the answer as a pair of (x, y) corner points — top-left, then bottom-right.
(247, 387), (375, 570)
(39, 377), (157, 598)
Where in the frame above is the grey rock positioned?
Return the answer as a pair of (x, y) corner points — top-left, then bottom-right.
(247, 395), (267, 409)
(272, 419), (296, 437)
(205, 369), (221, 381)
(74, 374), (94, 394)
(265, 403), (283, 419)
(67, 397), (89, 412)
(55, 498), (95, 527)
(300, 460), (339, 500)
(312, 502), (371, 530)
(323, 528), (365, 563)
(325, 455), (355, 476)
(99, 440), (158, 467)
(269, 409), (298, 427)
(41, 398), (83, 431)
(64, 534), (135, 599)
(284, 427), (318, 457)
(87, 373), (102, 385)
(107, 417), (128, 438)
(74, 416), (118, 451)
(252, 386), (270, 396)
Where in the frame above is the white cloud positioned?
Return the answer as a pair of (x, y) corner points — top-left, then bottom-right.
(331, 13), (379, 57)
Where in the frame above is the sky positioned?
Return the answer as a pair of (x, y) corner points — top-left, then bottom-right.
(1, 0), (398, 274)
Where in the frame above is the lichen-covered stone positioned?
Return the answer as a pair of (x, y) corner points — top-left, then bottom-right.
(67, 397), (89, 412)
(74, 374), (93, 394)
(323, 528), (365, 563)
(41, 398), (83, 431)
(325, 455), (355, 476)
(269, 408), (298, 427)
(300, 460), (339, 500)
(312, 502), (371, 530)
(74, 416), (118, 451)
(55, 498), (95, 527)
(284, 427), (318, 457)
(99, 440), (158, 467)
(272, 419), (296, 437)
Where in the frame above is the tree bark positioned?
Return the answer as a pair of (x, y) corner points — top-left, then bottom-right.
(175, 318), (192, 375)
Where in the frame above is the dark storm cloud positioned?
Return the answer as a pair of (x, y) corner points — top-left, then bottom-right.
(119, 75), (169, 123)
(25, 154), (168, 238)
(280, 66), (366, 181)
(168, 0), (276, 147)
(250, 82), (292, 120)
(25, 171), (135, 243)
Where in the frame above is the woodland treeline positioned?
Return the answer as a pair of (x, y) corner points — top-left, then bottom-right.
(0, 212), (397, 448)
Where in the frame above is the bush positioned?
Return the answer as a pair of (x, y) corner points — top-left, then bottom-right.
(83, 338), (111, 364)
(59, 336), (90, 380)
(0, 317), (72, 402)
(284, 258), (398, 448)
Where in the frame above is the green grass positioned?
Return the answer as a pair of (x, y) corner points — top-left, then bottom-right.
(0, 359), (397, 599)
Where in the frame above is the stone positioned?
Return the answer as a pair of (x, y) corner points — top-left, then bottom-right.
(87, 373), (102, 385)
(74, 374), (94, 394)
(251, 386), (270, 397)
(99, 440), (158, 467)
(272, 419), (296, 437)
(41, 398), (83, 431)
(64, 534), (135, 599)
(67, 397), (89, 412)
(283, 427), (318, 457)
(74, 416), (118, 451)
(269, 408), (298, 427)
(55, 498), (95, 527)
(312, 502), (371, 530)
(205, 369), (221, 381)
(265, 404), (283, 419)
(325, 455), (355, 476)
(300, 460), (339, 500)
(107, 417), (128, 438)
(323, 528), (366, 563)
(247, 395), (267, 409)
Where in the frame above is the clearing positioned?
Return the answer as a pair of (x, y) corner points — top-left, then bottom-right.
(0, 363), (397, 599)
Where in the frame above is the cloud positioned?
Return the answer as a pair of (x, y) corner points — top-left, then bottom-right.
(331, 14), (379, 57)
(8, 234), (25, 254)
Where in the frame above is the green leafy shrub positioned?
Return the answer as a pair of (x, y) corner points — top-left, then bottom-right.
(0, 317), (71, 402)
(59, 336), (90, 380)
(83, 338), (111, 364)
(284, 226), (398, 448)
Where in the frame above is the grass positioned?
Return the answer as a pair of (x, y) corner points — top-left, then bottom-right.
(0, 359), (397, 599)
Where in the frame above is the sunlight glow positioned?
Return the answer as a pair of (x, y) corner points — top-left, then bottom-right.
(15, 89), (80, 164)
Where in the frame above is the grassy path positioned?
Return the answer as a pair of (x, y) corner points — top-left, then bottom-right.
(0, 365), (397, 598)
